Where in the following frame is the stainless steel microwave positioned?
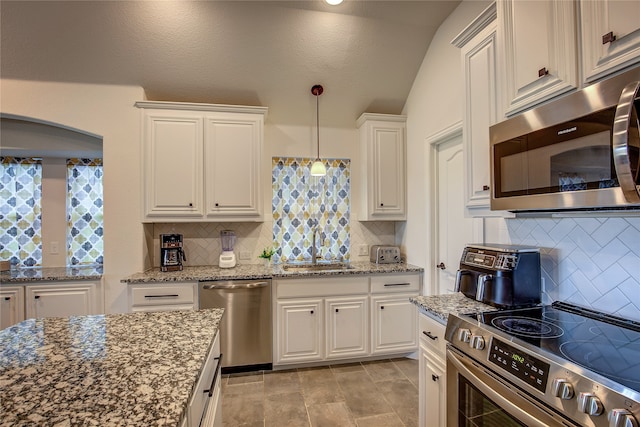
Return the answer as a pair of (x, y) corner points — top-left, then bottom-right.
(490, 67), (640, 212)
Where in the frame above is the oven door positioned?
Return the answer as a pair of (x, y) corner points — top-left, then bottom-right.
(446, 346), (578, 427)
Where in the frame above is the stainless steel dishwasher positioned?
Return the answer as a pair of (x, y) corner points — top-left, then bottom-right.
(199, 279), (272, 373)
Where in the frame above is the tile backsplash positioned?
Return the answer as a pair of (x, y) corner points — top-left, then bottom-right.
(505, 217), (640, 321)
(150, 217), (395, 267)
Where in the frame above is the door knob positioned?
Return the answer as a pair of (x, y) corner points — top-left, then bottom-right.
(436, 262), (446, 270)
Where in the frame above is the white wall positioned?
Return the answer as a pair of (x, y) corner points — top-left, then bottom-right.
(1, 79), (145, 314)
(399, 0), (492, 270)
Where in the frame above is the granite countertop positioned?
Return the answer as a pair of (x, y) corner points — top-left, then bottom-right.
(411, 292), (498, 324)
(0, 265), (103, 284)
(122, 261), (424, 283)
(0, 308), (224, 427)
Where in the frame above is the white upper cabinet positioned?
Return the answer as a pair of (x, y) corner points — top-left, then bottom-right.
(580, 0), (640, 83)
(143, 110), (204, 218)
(137, 101), (267, 222)
(357, 113), (407, 221)
(204, 114), (263, 218)
(452, 4), (500, 216)
(498, 0), (578, 117)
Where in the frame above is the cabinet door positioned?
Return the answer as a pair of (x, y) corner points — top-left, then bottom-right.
(358, 114), (407, 221)
(143, 111), (204, 218)
(25, 283), (99, 319)
(371, 294), (417, 354)
(204, 114), (263, 219)
(580, 0), (640, 83)
(419, 343), (446, 427)
(461, 20), (498, 213)
(325, 296), (369, 359)
(0, 286), (25, 330)
(499, 0), (578, 117)
(276, 299), (323, 364)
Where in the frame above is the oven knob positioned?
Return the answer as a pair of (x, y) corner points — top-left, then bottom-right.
(458, 328), (472, 343)
(609, 409), (638, 427)
(469, 335), (485, 350)
(551, 378), (574, 400)
(578, 392), (604, 416)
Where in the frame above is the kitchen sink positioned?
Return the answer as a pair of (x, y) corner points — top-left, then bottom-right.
(282, 262), (354, 272)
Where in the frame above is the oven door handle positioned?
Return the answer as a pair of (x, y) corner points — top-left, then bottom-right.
(612, 80), (640, 203)
(447, 350), (548, 427)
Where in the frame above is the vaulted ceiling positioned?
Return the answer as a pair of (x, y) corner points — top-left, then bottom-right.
(1, 0), (460, 128)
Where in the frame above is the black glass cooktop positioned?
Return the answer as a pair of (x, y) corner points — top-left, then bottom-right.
(468, 302), (640, 393)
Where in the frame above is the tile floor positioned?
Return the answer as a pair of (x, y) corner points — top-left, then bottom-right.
(221, 358), (419, 427)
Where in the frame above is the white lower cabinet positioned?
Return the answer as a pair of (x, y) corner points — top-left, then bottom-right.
(188, 331), (222, 427)
(325, 296), (369, 359)
(276, 299), (324, 364)
(418, 311), (447, 427)
(128, 282), (197, 312)
(419, 345), (446, 427)
(25, 282), (102, 320)
(274, 273), (420, 366)
(0, 286), (25, 330)
(371, 294), (417, 354)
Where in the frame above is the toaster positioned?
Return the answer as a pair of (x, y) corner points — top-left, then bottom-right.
(369, 245), (402, 264)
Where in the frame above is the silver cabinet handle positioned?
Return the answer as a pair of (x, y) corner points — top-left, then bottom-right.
(202, 281), (269, 290)
(612, 80), (640, 203)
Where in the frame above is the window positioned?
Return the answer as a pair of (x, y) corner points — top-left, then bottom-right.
(67, 158), (103, 265)
(272, 157), (350, 263)
(0, 157), (42, 266)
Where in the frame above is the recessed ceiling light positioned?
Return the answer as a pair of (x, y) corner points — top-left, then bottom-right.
(325, 0), (343, 5)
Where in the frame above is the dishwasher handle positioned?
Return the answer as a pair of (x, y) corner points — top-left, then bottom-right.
(202, 281), (269, 290)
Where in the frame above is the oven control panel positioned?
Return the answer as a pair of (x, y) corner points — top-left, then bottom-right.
(488, 338), (550, 393)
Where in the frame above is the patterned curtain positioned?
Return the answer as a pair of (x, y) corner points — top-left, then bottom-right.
(67, 158), (103, 265)
(272, 157), (350, 263)
(0, 157), (43, 266)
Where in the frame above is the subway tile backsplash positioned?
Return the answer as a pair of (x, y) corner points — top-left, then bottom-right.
(505, 217), (640, 321)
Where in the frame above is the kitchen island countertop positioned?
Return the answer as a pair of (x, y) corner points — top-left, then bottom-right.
(411, 293), (498, 324)
(0, 308), (224, 426)
(122, 261), (424, 283)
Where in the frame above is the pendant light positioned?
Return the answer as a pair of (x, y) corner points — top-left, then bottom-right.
(310, 84), (327, 176)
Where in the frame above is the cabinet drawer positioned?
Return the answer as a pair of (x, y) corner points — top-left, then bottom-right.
(276, 277), (369, 298)
(419, 312), (446, 357)
(370, 274), (420, 294)
(130, 283), (195, 307)
(189, 333), (221, 427)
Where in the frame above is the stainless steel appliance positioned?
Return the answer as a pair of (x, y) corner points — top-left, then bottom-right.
(369, 245), (401, 264)
(445, 302), (640, 427)
(199, 279), (272, 373)
(160, 234), (185, 272)
(490, 66), (640, 212)
(454, 244), (541, 309)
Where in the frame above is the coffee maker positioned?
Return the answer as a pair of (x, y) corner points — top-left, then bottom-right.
(454, 244), (541, 309)
(160, 234), (186, 272)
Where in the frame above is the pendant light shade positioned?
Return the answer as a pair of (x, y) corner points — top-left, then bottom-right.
(310, 84), (327, 177)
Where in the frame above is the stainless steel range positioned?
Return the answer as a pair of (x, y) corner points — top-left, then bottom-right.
(445, 302), (640, 427)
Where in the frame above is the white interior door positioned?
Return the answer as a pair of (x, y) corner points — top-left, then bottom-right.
(433, 128), (480, 294)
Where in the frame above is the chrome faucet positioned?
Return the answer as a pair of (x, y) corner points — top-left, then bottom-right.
(311, 226), (320, 265)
